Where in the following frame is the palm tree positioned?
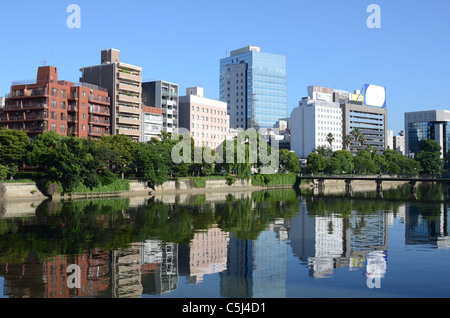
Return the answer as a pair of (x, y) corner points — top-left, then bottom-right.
(326, 132), (335, 149)
(344, 135), (352, 151)
(359, 134), (366, 148)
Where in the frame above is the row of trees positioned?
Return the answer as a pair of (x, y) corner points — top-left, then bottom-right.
(306, 139), (446, 176)
(0, 128), (301, 193)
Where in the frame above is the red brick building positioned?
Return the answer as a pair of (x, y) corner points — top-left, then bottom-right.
(0, 66), (110, 139)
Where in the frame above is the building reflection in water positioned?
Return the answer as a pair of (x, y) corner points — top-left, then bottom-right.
(179, 226), (228, 284)
(289, 200), (389, 279)
(220, 219), (289, 298)
(0, 199), (448, 298)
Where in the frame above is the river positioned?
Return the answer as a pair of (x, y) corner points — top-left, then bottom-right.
(0, 183), (449, 298)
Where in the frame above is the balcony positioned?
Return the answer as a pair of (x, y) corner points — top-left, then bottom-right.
(117, 93), (140, 105)
(117, 116), (140, 126)
(117, 71), (142, 83)
(117, 127), (141, 137)
(118, 105), (141, 115)
(89, 116), (110, 126)
(25, 112), (47, 120)
(23, 102), (48, 109)
(89, 94), (110, 105)
(118, 82), (141, 94)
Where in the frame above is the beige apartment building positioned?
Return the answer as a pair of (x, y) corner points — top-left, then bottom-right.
(179, 87), (229, 148)
(80, 48), (143, 141)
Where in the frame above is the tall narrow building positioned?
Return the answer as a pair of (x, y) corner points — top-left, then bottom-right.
(220, 46), (287, 130)
(141, 80), (179, 134)
(80, 48), (143, 141)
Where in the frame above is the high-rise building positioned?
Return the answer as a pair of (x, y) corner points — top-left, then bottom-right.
(80, 48), (142, 141)
(141, 105), (163, 142)
(220, 46), (287, 130)
(179, 87), (228, 148)
(290, 84), (388, 157)
(393, 131), (405, 155)
(0, 66), (110, 139)
(142, 80), (179, 134)
(290, 86), (343, 158)
(404, 110), (450, 158)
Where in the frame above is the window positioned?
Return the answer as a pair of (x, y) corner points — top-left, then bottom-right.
(51, 111), (57, 120)
(51, 100), (57, 108)
(60, 124), (66, 133)
(82, 91), (86, 98)
(51, 123), (56, 131)
(60, 113), (66, 120)
(82, 125), (86, 131)
(51, 88), (58, 97)
(61, 101), (66, 110)
(61, 90), (66, 98)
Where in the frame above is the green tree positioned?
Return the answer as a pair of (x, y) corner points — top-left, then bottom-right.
(97, 134), (136, 179)
(331, 150), (354, 174)
(353, 150), (377, 174)
(279, 149), (300, 173)
(0, 128), (29, 177)
(326, 133), (335, 148)
(306, 152), (326, 173)
(416, 139), (444, 176)
(344, 135), (352, 151)
(133, 142), (169, 187)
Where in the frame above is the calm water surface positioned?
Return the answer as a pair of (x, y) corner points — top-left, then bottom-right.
(0, 183), (449, 298)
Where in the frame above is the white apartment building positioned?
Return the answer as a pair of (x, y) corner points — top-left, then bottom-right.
(290, 86), (343, 158)
(142, 105), (163, 142)
(179, 87), (229, 148)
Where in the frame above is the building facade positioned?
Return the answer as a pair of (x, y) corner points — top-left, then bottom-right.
(0, 66), (110, 139)
(142, 105), (163, 142)
(80, 48), (142, 141)
(290, 85), (388, 158)
(393, 131), (405, 155)
(142, 80), (179, 135)
(340, 101), (387, 153)
(220, 46), (287, 130)
(404, 110), (450, 158)
(290, 86), (343, 158)
(179, 87), (228, 148)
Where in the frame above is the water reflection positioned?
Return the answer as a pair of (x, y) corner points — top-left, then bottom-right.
(0, 185), (448, 298)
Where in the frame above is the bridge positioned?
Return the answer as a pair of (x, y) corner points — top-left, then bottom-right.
(299, 174), (450, 198)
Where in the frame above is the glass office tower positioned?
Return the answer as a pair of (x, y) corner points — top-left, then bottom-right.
(220, 46), (287, 129)
(404, 110), (450, 158)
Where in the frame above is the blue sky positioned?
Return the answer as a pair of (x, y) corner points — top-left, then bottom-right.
(0, 0), (449, 134)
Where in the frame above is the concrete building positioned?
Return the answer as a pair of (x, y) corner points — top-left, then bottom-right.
(387, 130), (394, 150)
(0, 66), (110, 139)
(142, 80), (179, 134)
(340, 100), (387, 153)
(290, 84), (388, 157)
(80, 48), (142, 141)
(393, 131), (405, 155)
(404, 110), (450, 158)
(142, 105), (163, 142)
(290, 86), (343, 158)
(179, 87), (228, 148)
(220, 46), (287, 130)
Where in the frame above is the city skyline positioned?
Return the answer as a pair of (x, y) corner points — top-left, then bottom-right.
(0, 0), (449, 135)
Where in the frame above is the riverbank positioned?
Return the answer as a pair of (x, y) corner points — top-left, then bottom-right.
(0, 178), (297, 202)
(0, 174), (433, 202)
